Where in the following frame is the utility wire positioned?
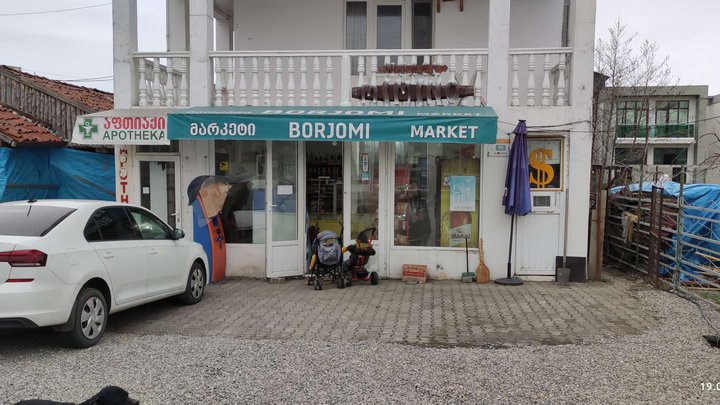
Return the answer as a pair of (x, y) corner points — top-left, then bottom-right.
(0, 2), (110, 17)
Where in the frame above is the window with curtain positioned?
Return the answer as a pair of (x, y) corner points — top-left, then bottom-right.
(412, 0), (432, 49)
(346, 1), (367, 74)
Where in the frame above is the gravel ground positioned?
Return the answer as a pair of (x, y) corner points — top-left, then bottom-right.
(1, 287), (719, 404)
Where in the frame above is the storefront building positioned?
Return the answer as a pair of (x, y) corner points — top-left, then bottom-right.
(92, 0), (597, 281)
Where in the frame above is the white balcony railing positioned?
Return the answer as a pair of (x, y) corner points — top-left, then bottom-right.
(509, 48), (572, 107)
(127, 48), (574, 108)
(209, 49), (488, 108)
(132, 52), (190, 107)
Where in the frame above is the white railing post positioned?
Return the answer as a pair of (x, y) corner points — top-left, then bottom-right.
(251, 57), (260, 106)
(238, 57), (247, 106)
(449, 54), (458, 106)
(214, 57), (224, 106)
(287, 57), (296, 106)
(357, 56), (366, 106)
(275, 57), (284, 106)
(370, 56), (378, 105)
(152, 58), (162, 106)
(179, 58), (188, 107)
(542, 53), (551, 106)
(460, 54), (470, 106)
(383, 55), (391, 106)
(526, 54), (536, 107)
(394, 55), (404, 106)
(227, 58), (235, 106)
(435, 55), (445, 107)
(340, 55), (352, 106)
(137, 58), (148, 107)
(165, 58), (175, 107)
(556, 53), (566, 106)
(409, 55), (418, 107)
(510, 55), (520, 107)
(312, 56), (321, 106)
(299, 57), (308, 106)
(474, 55), (484, 106)
(325, 56), (334, 106)
(262, 57), (271, 106)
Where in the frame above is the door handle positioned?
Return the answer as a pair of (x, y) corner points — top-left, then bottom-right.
(149, 248), (158, 255)
(102, 252), (114, 259)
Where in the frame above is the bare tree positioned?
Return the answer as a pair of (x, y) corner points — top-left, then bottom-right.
(593, 19), (679, 184)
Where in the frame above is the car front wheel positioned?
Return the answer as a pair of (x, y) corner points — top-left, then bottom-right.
(65, 288), (107, 348)
(179, 262), (206, 305)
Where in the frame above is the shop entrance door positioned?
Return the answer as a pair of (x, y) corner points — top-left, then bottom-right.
(135, 157), (181, 228)
(266, 141), (304, 278)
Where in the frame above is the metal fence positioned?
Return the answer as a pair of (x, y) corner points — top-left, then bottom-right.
(605, 185), (720, 308)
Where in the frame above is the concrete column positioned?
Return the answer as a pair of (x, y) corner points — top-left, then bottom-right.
(486, 0), (511, 107)
(166, 0), (188, 51)
(112, 0), (138, 108)
(189, 0), (213, 106)
(565, 0), (596, 259)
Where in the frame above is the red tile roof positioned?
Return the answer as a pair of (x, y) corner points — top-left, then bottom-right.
(0, 105), (64, 146)
(1, 66), (113, 112)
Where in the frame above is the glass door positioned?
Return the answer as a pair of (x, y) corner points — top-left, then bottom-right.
(343, 142), (387, 278)
(266, 141), (303, 278)
(136, 157), (181, 228)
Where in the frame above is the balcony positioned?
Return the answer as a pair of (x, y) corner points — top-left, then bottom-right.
(615, 124), (696, 139)
(129, 48), (573, 109)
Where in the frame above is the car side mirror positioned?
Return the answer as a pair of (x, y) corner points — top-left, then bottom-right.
(173, 228), (185, 240)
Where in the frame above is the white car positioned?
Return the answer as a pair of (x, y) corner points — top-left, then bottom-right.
(0, 200), (208, 348)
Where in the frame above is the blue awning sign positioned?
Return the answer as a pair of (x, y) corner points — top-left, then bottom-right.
(168, 106), (497, 144)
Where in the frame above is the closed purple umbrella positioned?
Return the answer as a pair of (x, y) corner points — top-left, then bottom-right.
(496, 120), (531, 286)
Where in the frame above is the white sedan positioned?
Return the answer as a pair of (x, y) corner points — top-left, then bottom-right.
(0, 200), (208, 348)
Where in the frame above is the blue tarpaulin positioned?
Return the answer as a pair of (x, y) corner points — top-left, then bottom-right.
(611, 181), (720, 280)
(0, 147), (115, 202)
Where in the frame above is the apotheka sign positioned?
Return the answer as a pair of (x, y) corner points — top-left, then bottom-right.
(72, 114), (169, 145)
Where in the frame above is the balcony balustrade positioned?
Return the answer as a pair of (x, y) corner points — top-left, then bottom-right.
(509, 48), (572, 107)
(128, 48), (576, 109)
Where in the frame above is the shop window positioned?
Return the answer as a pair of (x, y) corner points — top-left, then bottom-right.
(653, 147), (687, 165)
(214, 140), (266, 244)
(394, 143), (480, 249)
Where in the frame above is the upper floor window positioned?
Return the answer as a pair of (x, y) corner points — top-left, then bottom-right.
(344, 1), (434, 53)
(655, 100), (689, 125)
(616, 101), (648, 126)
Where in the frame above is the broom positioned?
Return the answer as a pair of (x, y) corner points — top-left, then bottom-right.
(476, 238), (491, 284)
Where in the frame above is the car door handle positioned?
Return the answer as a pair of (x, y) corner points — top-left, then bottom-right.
(102, 252), (114, 259)
(149, 248), (158, 255)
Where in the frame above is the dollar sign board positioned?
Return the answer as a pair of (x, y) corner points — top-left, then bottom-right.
(529, 148), (554, 188)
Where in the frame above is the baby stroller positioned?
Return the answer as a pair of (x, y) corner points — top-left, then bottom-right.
(308, 230), (344, 290)
(342, 227), (379, 287)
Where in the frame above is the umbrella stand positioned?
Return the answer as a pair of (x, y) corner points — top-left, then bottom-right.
(495, 214), (523, 286)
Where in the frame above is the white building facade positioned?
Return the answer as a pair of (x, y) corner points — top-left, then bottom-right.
(104, 0), (597, 281)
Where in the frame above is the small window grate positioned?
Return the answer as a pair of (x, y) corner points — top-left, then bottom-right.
(533, 195), (552, 207)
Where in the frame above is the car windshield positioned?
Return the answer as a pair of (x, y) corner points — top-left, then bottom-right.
(0, 205), (76, 236)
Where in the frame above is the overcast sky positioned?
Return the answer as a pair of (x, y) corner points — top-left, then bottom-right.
(1, 1), (718, 96)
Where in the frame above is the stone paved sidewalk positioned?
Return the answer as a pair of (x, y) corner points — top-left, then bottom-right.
(107, 272), (657, 347)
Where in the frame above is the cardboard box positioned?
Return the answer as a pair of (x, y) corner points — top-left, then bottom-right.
(402, 264), (427, 284)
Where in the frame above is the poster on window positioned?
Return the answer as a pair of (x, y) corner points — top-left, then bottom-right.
(449, 176), (476, 211)
(527, 139), (562, 190)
